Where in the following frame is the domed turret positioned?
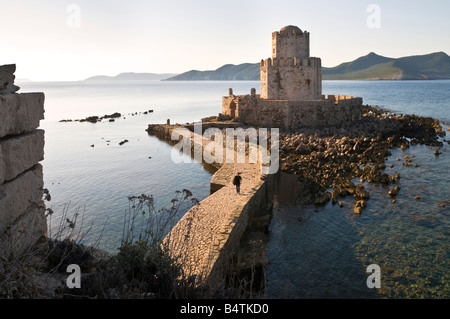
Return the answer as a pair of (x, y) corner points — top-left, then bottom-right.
(280, 25), (303, 34)
(272, 25), (310, 60)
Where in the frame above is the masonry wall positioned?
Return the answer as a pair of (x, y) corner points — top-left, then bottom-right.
(272, 26), (310, 60)
(260, 57), (322, 101)
(261, 25), (321, 101)
(205, 173), (273, 287)
(223, 93), (362, 130)
(0, 64), (46, 258)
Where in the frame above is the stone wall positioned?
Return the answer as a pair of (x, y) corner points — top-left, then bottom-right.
(260, 57), (322, 101)
(0, 64), (46, 259)
(148, 122), (274, 288)
(223, 91), (363, 130)
(272, 26), (310, 60)
(261, 25), (321, 101)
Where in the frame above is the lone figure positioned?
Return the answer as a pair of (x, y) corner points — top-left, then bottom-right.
(233, 173), (242, 194)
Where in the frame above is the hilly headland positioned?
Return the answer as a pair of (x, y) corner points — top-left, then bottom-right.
(163, 51), (450, 81)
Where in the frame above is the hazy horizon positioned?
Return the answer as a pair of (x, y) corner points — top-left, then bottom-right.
(3, 0), (450, 82)
(15, 49), (450, 83)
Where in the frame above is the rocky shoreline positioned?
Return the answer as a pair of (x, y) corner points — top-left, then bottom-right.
(59, 110), (153, 123)
(277, 105), (446, 211)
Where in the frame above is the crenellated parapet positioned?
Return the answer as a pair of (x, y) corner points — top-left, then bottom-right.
(261, 56), (321, 69)
(261, 55), (322, 101)
(260, 25), (322, 101)
(272, 25), (310, 60)
(323, 94), (363, 105)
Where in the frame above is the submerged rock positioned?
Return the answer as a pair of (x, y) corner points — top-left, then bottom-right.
(331, 189), (340, 205)
(389, 185), (401, 197)
(314, 191), (331, 205)
(354, 200), (366, 215)
(355, 184), (370, 199)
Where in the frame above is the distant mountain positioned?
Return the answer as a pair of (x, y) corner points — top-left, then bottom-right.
(164, 52), (450, 81)
(164, 63), (259, 81)
(322, 52), (394, 78)
(84, 72), (178, 82)
(322, 52), (450, 80)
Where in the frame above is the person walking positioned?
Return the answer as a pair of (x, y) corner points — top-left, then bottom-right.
(233, 172), (242, 194)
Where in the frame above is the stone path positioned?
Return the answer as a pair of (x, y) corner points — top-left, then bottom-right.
(163, 162), (263, 284)
(149, 123), (273, 285)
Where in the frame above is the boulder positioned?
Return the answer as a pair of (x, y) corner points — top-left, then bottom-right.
(0, 130), (45, 183)
(389, 185), (401, 197)
(354, 200), (366, 215)
(355, 184), (370, 199)
(0, 93), (45, 138)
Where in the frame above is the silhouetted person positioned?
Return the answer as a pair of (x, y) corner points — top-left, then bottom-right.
(233, 173), (242, 194)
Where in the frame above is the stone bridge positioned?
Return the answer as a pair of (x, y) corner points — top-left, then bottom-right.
(146, 123), (274, 288)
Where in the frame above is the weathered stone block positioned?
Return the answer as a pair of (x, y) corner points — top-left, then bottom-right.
(0, 92), (45, 138)
(0, 64), (19, 94)
(0, 130), (45, 183)
(0, 203), (46, 258)
(0, 164), (44, 234)
(0, 145), (4, 186)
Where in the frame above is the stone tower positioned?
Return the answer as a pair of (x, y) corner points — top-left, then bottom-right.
(222, 25), (362, 130)
(260, 25), (322, 101)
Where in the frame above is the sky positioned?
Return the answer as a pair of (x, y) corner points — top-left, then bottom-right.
(2, 0), (450, 81)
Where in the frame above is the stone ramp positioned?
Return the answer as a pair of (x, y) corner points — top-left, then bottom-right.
(163, 162), (268, 286)
(148, 122), (274, 286)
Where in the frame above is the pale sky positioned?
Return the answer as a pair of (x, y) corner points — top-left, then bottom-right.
(2, 0), (450, 81)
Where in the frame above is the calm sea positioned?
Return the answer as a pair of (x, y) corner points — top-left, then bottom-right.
(17, 79), (450, 299)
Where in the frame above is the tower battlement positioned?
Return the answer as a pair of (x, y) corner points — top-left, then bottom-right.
(272, 25), (310, 60)
(261, 25), (321, 101)
(261, 57), (321, 69)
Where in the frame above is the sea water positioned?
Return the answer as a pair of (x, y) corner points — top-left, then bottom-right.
(17, 80), (450, 299)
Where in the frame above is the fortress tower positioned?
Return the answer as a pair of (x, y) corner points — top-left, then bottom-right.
(221, 26), (362, 130)
(261, 25), (322, 101)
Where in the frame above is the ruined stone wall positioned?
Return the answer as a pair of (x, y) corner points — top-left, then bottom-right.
(0, 64), (46, 258)
(223, 93), (362, 130)
(287, 96), (363, 129)
(260, 57), (322, 101)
